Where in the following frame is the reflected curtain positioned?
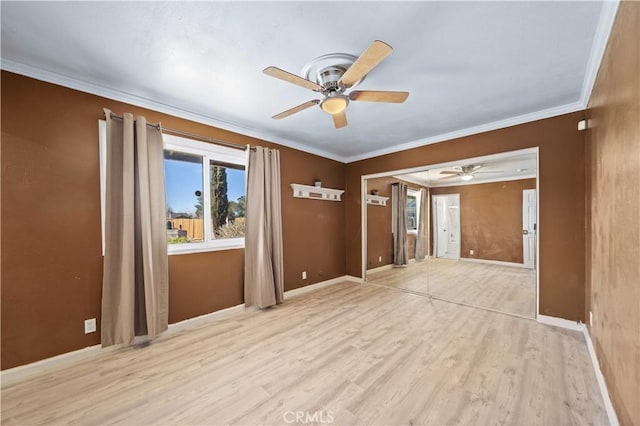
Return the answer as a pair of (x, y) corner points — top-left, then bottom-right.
(101, 109), (169, 347)
(415, 188), (427, 261)
(392, 183), (409, 266)
(244, 147), (284, 308)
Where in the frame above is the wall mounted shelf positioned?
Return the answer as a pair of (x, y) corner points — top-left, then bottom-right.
(366, 195), (389, 206)
(291, 184), (344, 201)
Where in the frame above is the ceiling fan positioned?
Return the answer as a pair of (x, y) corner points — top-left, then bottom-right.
(263, 40), (409, 129)
(439, 165), (504, 181)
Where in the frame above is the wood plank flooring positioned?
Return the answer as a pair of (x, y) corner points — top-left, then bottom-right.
(0, 282), (606, 425)
(367, 259), (536, 318)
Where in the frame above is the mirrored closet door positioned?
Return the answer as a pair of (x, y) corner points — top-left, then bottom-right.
(364, 149), (538, 319)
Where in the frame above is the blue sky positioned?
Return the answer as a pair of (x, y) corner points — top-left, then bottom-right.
(164, 159), (245, 214)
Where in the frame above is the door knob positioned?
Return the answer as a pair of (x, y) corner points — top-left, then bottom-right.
(522, 230), (529, 235)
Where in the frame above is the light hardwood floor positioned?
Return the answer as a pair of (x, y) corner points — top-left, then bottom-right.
(367, 259), (536, 318)
(1, 282), (606, 425)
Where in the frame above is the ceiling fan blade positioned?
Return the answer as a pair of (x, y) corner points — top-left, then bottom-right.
(439, 171), (459, 175)
(263, 66), (322, 91)
(333, 110), (348, 129)
(339, 40), (393, 88)
(473, 171), (505, 174)
(349, 90), (409, 103)
(272, 100), (320, 119)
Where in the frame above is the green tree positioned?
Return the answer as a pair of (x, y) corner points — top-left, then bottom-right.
(228, 195), (246, 220)
(211, 165), (229, 230)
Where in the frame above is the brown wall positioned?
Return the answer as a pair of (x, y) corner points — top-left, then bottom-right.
(430, 179), (536, 263)
(346, 111), (586, 321)
(1, 71), (346, 369)
(585, 3), (640, 425)
(365, 176), (428, 269)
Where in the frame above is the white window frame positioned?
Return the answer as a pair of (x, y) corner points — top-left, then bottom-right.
(99, 120), (247, 256)
(406, 188), (421, 234)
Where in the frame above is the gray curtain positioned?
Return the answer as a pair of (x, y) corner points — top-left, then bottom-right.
(101, 109), (169, 347)
(244, 147), (284, 308)
(415, 188), (427, 261)
(392, 183), (409, 266)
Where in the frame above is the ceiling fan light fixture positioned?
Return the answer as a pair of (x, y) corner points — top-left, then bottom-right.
(461, 174), (474, 181)
(320, 94), (349, 115)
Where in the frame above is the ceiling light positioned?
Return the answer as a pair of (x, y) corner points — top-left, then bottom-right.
(320, 94), (349, 115)
(461, 174), (474, 181)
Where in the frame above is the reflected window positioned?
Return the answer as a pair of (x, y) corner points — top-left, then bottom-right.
(406, 188), (421, 231)
(406, 194), (417, 230)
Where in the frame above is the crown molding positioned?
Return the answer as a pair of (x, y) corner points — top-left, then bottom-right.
(344, 101), (584, 163)
(0, 59), (345, 163)
(579, 0), (620, 108)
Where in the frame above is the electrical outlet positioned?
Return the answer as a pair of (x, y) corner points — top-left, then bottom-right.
(590, 311), (593, 327)
(302, 271), (307, 280)
(470, 249), (474, 255)
(378, 256), (382, 262)
(84, 318), (97, 334)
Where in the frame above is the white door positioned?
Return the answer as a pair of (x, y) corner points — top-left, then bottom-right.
(433, 197), (448, 257)
(432, 194), (460, 259)
(522, 189), (537, 269)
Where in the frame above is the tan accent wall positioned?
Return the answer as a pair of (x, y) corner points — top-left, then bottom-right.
(365, 176), (428, 269)
(585, 3), (640, 424)
(0, 71), (346, 369)
(346, 111), (586, 321)
(430, 179), (536, 264)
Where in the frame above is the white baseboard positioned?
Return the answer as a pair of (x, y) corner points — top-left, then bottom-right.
(366, 264), (393, 274)
(460, 257), (529, 269)
(1, 274), (356, 387)
(167, 303), (246, 334)
(284, 275), (354, 299)
(583, 327), (620, 426)
(536, 314), (584, 331)
(0, 343), (122, 388)
(536, 314), (618, 426)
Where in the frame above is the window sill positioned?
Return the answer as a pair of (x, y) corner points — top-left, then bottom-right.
(167, 238), (245, 256)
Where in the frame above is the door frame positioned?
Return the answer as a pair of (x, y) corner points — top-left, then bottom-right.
(432, 193), (461, 260)
(361, 147), (540, 318)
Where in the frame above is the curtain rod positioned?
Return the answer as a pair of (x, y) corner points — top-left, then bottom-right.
(107, 112), (253, 152)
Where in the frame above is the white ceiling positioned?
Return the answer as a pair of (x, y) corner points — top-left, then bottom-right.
(395, 152), (537, 187)
(1, 1), (617, 162)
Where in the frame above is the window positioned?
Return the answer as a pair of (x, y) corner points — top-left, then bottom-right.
(162, 134), (246, 254)
(99, 121), (246, 255)
(406, 188), (421, 232)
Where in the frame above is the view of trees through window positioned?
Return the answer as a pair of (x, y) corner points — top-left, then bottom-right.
(164, 151), (245, 245)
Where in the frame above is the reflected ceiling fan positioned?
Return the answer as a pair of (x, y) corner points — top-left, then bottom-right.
(440, 165), (504, 181)
(263, 40), (409, 129)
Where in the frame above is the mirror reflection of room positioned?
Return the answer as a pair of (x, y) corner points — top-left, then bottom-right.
(366, 177), (430, 293)
(366, 150), (537, 319)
